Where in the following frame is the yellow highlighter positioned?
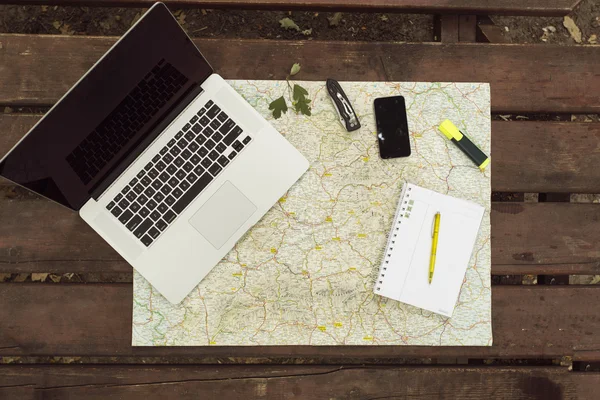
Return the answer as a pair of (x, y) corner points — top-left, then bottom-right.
(429, 212), (441, 284)
(438, 120), (490, 171)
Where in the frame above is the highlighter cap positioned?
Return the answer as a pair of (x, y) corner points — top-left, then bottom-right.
(438, 120), (464, 141)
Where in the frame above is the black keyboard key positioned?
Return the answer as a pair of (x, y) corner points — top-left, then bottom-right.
(188, 142), (199, 152)
(232, 140), (244, 152)
(157, 203), (168, 213)
(126, 191), (136, 202)
(193, 165), (204, 175)
(219, 119), (236, 135)
(165, 195), (176, 206)
(118, 199), (130, 209)
(213, 132), (223, 143)
(111, 206), (123, 218)
(141, 234), (153, 247)
(129, 177), (138, 186)
(154, 192), (165, 203)
(206, 104), (221, 119)
(218, 156), (230, 167)
(210, 119), (221, 130)
(183, 162), (194, 172)
(184, 131), (195, 142)
(190, 115), (199, 124)
(208, 150), (219, 161)
(146, 199), (157, 210)
(130, 202), (141, 212)
(177, 138), (189, 149)
(163, 153), (173, 164)
(195, 134), (207, 145)
(224, 126), (243, 146)
(118, 209), (133, 225)
(175, 170), (186, 180)
(197, 107), (206, 116)
(187, 173), (198, 183)
(172, 172), (214, 214)
(138, 194), (148, 205)
(152, 179), (163, 190)
(150, 210), (161, 221)
(160, 146), (168, 155)
(134, 218), (153, 238)
(191, 123), (202, 134)
(148, 168), (158, 179)
(199, 116), (210, 126)
(141, 176), (151, 186)
(201, 158), (212, 168)
(159, 172), (170, 183)
(209, 163), (222, 176)
(152, 154), (160, 163)
(136, 170), (145, 179)
(217, 111), (228, 122)
(144, 187), (156, 198)
(180, 180), (190, 191)
(155, 161), (166, 171)
(205, 139), (216, 150)
(173, 157), (184, 167)
(167, 139), (176, 147)
(156, 219), (168, 231)
(163, 210), (177, 223)
(204, 127), (214, 137)
(134, 184), (144, 194)
(181, 149), (192, 160)
(205, 100), (214, 108)
(126, 215), (143, 232)
(172, 188), (183, 198)
(114, 193), (123, 202)
(228, 151), (237, 160)
(175, 131), (183, 139)
(243, 136), (252, 145)
(169, 146), (181, 156)
(139, 207), (150, 218)
(144, 162), (153, 171)
(122, 185), (131, 195)
(148, 227), (161, 239)
(160, 185), (172, 195)
(216, 142), (226, 153)
(168, 177), (179, 188)
(183, 123), (191, 132)
(198, 147), (209, 157)
(167, 164), (177, 175)
(191, 154), (201, 165)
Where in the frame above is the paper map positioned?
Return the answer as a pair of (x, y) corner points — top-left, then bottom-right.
(132, 81), (492, 346)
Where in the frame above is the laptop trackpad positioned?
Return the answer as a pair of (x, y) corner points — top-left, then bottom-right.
(189, 181), (257, 249)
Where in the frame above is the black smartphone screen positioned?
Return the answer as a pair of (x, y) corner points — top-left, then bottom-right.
(374, 96), (411, 159)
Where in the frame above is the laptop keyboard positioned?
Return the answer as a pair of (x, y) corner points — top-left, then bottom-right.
(105, 100), (252, 247)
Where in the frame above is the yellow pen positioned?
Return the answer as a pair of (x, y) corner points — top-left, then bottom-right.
(429, 212), (441, 284)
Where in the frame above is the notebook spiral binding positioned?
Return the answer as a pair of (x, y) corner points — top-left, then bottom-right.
(375, 183), (412, 292)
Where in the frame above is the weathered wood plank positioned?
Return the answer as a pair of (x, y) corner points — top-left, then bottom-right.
(0, 365), (597, 400)
(1, 35), (599, 113)
(1, 284), (599, 359)
(0, 0), (582, 16)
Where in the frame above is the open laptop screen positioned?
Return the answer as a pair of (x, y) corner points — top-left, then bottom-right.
(0, 4), (213, 210)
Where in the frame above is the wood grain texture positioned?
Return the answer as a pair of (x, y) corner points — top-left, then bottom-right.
(458, 15), (477, 42)
(0, 365), (598, 400)
(0, 0), (582, 16)
(1, 284), (599, 359)
(1, 34), (599, 113)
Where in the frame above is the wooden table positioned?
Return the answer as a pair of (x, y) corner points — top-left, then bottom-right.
(0, 5), (600, 398)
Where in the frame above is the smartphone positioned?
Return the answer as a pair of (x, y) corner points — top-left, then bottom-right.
(374, 96), (411, 159)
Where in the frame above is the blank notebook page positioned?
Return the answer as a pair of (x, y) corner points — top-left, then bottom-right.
(374, 183), (484, 317)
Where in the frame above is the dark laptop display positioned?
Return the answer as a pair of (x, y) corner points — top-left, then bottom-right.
(0, 4), (212, 210)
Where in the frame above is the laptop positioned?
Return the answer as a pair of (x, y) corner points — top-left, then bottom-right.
(0, 3), (309, 304)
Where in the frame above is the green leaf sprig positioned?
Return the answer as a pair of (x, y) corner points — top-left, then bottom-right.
(268, 63), (312, 119)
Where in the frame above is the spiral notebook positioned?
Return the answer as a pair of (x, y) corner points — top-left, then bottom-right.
(374, 183), (484, 317)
